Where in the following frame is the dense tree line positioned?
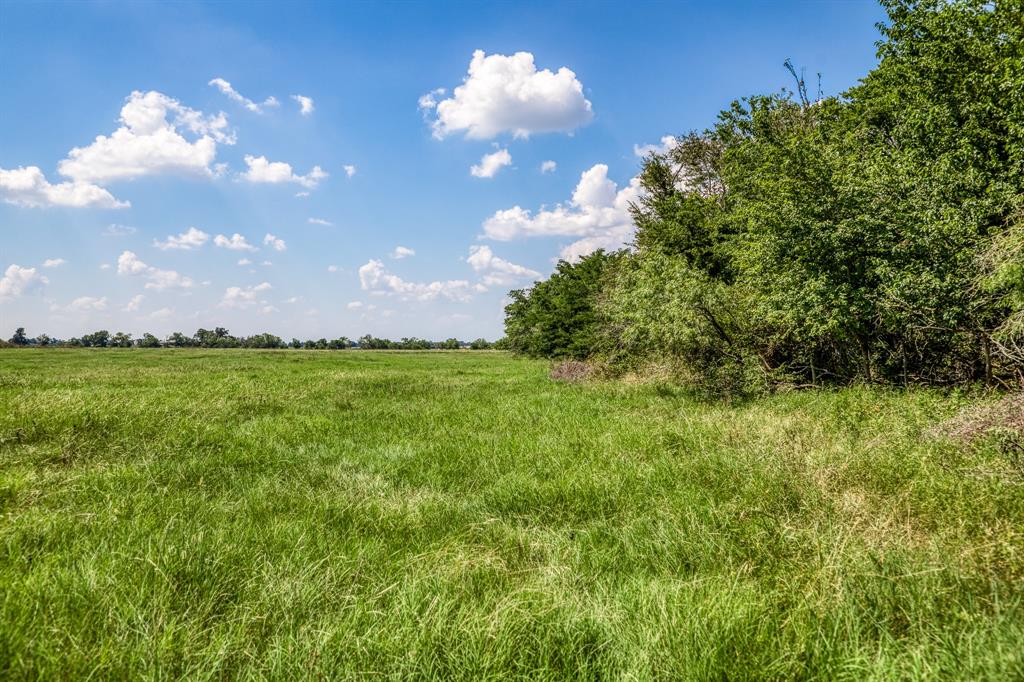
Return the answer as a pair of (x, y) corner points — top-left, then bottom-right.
(4, 327), (495, 351)
(503, 251), (620, 359)
(504, 0), (1024, 393)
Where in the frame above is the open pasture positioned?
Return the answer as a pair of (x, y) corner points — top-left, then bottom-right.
(0, 349), (1021, 679)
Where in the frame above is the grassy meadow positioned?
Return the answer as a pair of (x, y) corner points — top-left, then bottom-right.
(0, 349), (1022, 679)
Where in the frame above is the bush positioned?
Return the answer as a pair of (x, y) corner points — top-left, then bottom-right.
(503, 250), (621, 359)
(503, 0), (1024, 393)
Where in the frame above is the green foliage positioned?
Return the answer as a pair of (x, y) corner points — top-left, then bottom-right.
(601, 252), (775, 395)
(631, 132), (734, 280)
(357, 335), (426, 350)
(4, 328), (483, 352)
(194, 327), (240, 348)
(355, 335), (471, 350)
(506, 0), (1024, 392)
(980, 214), (1024, 364)
(503, 250), (621, 359)
(240, 333), (286, 349)
(165, 332), (192, 348)
(110, 332), (133, 348)
(80, 330), (110, 348)
(138, 333), (161, 348)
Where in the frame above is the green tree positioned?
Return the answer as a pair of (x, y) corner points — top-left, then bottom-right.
(243, 333), (285, 349)
(110, 332), (133, 348)
(358, 335), (392, 349)
(81, 330), (111, 348)
(503, 250), (620, 359)
(507, 0), (1024, 389)
(138, 333), (161, 348)
(166, 332), (192, 348)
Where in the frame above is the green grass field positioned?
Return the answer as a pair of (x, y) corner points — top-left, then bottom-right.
(1, 349), (1022, 679)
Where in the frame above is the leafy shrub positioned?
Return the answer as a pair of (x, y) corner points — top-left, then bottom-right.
(503, 250), (621, 359)
(504, 0), (1024, 394)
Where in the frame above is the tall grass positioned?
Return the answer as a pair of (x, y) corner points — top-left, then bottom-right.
(0, 349), (1021, 679)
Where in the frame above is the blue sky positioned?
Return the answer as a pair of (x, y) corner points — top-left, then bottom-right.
(0, 0), (886, 341)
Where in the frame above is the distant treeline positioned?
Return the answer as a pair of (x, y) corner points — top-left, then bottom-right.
(503, 0), (1024, 394)
(4, 327), (497, 351)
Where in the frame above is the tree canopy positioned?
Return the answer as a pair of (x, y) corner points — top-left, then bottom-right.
(3, 327), (493, 351)
(503, 0), (1024, 392)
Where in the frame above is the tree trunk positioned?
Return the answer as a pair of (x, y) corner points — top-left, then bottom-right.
(982, 333), (993, 385)
(860, 337), (872, 384)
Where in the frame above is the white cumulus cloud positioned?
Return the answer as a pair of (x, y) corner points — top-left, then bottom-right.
(391, 246), (415, 259)
(67, 295), (108, 312)
(634, 135), (678, 158)
(263, 233), (286, 251)
(42, 258), (67, 268)
(58, 90), (234, 184)
(214, 233), (257, 252)
(418, 88), (446, 110)
(220, 282), (272, 308)
(116, 250), (148, 276)
(470, 148), (512, 178)
(292, 95), (314, 115)
(308, 217), (332, 226)
(153, 226), (209, 250)
(123, 294), (144, 312)
(116, 250), (195, 290)
(540, 160), (557, 173)
(344, 164), (357, 178)
(423, 50), (593, 140)
(481, 163), (640, 261)
(0, 166), (127, 209)
(466, 245), (541, 287)
(209, 77), (279, 113)
(241, 155), (327, 188)
(358, 259), (471, 302)
(0, 264), (48, 301)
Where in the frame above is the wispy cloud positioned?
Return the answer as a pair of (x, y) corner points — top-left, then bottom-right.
(210, 77), (279, 113)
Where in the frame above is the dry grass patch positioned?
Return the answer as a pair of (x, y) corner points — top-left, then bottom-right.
(932, 392), (1024, 445)
(549, 359), (601, 383)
